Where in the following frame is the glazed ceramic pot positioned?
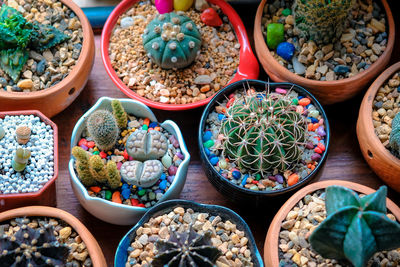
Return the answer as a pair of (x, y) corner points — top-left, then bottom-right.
(198, 79), (330, 204)
(69, 97), (191, 225)
(253, 0), (395, 105)
(263, 180), (400, 266)
(114, 199), (264, 267)
(357, 62), (400, 192)
(0, 0), (95, 118)
(101, 0), (259, 111)
(0, 206), (107, 267)
(0, 110), (58, 211)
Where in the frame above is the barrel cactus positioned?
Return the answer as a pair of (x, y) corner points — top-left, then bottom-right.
(310, 185), (400, 267)
(142, 12), (202, 69)
(389, 112), (400, 157)
(220, 91), (306, 175)
(292, 0), (353, 45)
(86, 109), (119, 151)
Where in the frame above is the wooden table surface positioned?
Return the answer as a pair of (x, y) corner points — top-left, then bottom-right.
(52, 2), (400, 266)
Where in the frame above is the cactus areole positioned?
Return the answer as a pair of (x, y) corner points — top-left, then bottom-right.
(143, 12), (202, 69)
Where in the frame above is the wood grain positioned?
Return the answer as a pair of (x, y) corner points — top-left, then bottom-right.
(51, 2), (400, 265)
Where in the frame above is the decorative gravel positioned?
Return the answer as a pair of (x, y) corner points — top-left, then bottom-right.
(278, 190), (400, 267)
(0, 115), (54, 194)
(0, 0), (83, 92)
(261, 0), (388, 81)
(125, 207), (254, 266)
(109, 0), (240, 104)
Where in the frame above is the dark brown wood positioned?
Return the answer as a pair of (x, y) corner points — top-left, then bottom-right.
(52, 2), (400, 265)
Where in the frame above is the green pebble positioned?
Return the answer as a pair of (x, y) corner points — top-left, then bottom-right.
(309, 109), (320, 118)
(105, 190), (112, 200)
(0, 125), (5, 140)
(219, 159), (227, 169)
(142, 125), (148, 131)
(255, 173), (261, 181)
(266, 23), (284, 50)
(282, 8), (291, 16)
(138, 189), (146, 196)
(204, 139), (214, 148)
(93, 151), (100, 155)
(291, 98), (298, 105)
(148, 192), (156, 200)
(250, 185), (259, 191)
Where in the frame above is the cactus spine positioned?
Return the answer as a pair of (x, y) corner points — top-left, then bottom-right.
(86, 110), (119, 151)
(389, 112), (400, 156)
(111, 99), (128, 129)
(71, 146), (96, 186)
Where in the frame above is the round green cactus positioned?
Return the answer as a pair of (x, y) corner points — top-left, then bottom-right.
(143, 12), (202, 69)
(220, 91), (306, 174)
(86, 109), (119, 151)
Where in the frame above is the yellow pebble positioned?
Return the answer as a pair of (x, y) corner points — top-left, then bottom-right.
(93, 147), (99, 152)
(174, 0), (193, 11)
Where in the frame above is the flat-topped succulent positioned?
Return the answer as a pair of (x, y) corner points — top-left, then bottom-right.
(126, 129), (168, 161)
(309, 185), (400, 267)
(143, 12), (202, 69)
(120, 160), (163, 187)
(11, 148), (31, 172)
(389, 112), (400, 157)
(86, 109), (119, 152)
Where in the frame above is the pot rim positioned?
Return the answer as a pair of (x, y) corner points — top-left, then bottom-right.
(0, 0), (94, 100)
(198, 79), (331, 197)
(0, 206), (107, 267)
(264, 180), (400, 267)
(100, 0), (259, 111)
(0, 110), (58, 201)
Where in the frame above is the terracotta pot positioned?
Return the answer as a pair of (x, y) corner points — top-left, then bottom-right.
(0, 206), (106, 267)
(0, 110), (58, 211)
(253, 0), (395, 105)
(357, 62), (400, 192)
(0, 0), (95, 118)
(264, 180), (400, 266)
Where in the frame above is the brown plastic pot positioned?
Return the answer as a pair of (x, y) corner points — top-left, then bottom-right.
(0, 0), (95, 118)
(357, 62), (400, 192)
(0, 206), (107, 267)
(254, 0), (395, 105)
(264, 180), (400, 266)
(0, 110), (58, 211)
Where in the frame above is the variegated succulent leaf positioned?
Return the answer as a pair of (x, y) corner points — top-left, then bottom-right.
(389, 112), (400, 156)
(0, 5), (32, 50)
(0, 48), (28, 81)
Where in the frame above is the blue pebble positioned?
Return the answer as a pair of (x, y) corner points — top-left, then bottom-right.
(160, 173), (166, 180)
(232, 170), (241, 180)
(210, 157), (219, 166)
(310, 117), (319, 123)
(241, 174), (249, 186)
(357, 62), (366, 69)
(306, 104), (312, 109)
(203, 131), (212, 142)
(276, 42), (295, 61)
(204, 148), (210, 156)
(208, 153), (216, 159)
(121, 189), (131, 199)
(167, 176), (174, 183)
(218, 114), (226, 121)
(298, 96), (303, 100)
(159, 180), (168, 190)
(397, 86), (400, 93)
(149, 122), (158, 128)
(334, 65), (350, 74)
(121, 183), (130, 190)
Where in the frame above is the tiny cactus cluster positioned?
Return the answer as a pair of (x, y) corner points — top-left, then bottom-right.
(111, 99), (128, 129)
(11, 148), (31, 172)
(310, 185), (400, 267)
(142, 12), (202, 69)
(389, 112), (400, 156)
(220, 90), (307, 175)
(292, 0), (353, 45)
(86, 109), (119, 151)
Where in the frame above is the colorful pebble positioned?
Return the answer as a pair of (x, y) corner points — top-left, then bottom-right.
(276, 42), (295, 61)
(203, 139), (214, 148)
(298, 98), (311, 106)
(287, 173), (299, 186)
(266, 23), (284, 49)
(275, 88), (287, 94)
(159, 180), (168, 190)
(90, 186), (101, 193)
(174, 0), (193, 11)
(210, 156), (219, 166)
(155, 0), (173, 14)
(203, 131), (212, 142)
(112, 191), (122, 203)
(200, 8), (222, 27)
(105, 190), (112, 200)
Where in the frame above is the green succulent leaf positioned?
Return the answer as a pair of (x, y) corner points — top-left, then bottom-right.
(325, 185), (361, 216)
(0, 48), (28, 81)
(0, 5), (33, 49)
(360, 186), (387, 213)
(30, 22), (70, 51)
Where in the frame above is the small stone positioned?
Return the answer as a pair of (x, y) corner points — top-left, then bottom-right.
(316, 65), (328, 75)
(292, 57), (306, 75)
(161, 154), (172, 168)
(194, 75), (212, 85)
(23, 70), (33, 79)
(36, 60), (46, 75)
(276, 42), (295, 61)
(200, 8), (222, 27)
(333, 65), (350, 74)
(372, 43), (382, 55)
(17, 79), (33, 90)
(68, 17), (81, 30)
(59, 227), (72, 239)
(174, 0), (193, 11)
(284, 15), (294, 25)
(195, 0), (209, 11)
(321, 44), (333, 54)
(120, 17), (134, 28)
(370, 18), (386, 32)
(266, 23), (284, 49)
(155, 0), (173, 13)
(326, 71), (336, 81)
(43, 50), (53, 62)
(305, 65), (315, 79)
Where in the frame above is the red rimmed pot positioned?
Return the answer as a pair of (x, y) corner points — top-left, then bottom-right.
(254, 0), (395, 105)
(101, 0), (259, 111)
(0, 110), (58, 211)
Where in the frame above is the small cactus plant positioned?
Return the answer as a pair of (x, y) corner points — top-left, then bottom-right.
(120, 159), (163, 187)
(220, 90), (306, 175)
(71, 146), (96, 186)
(292, 0), (353, 45)
(142, 12), (202, 69)
(126, 129), (168, 161)
(86, 109), (119, 151)
(88, 155), (108, 183)
(389, 112), (400, 156)
(309, 185), (400, 267)
(11, 148), (30, 172)
(111, 99), (128, 129)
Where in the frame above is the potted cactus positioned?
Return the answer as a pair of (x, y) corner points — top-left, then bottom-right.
(264, 180), (400, 267)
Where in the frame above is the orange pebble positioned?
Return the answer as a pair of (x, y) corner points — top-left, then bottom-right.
(307, 123), (313, 131)
(90, 186), (101, 193)
(143, 118), (150, 126)
(317, 143), (325, 151)
(154, 126), (161, 131)
(112, 191), (122, 204)
(288, 174), (299, 186)
(312, 123), (319, 131)
(314, 147), (323, 154)
(298, 98), (311, 106)
(311, 165), (316, 171)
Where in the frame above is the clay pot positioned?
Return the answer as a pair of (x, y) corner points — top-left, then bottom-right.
(264, 180), (400, 266)
(0, 110), (58, 211)
(253, 0), (395, 105)
(0, 0), (95, 118)
(0, 206), (106, 267)
(357, 62), (400, 192)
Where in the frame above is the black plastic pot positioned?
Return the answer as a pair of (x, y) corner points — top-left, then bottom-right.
(198, 79), (330, 205)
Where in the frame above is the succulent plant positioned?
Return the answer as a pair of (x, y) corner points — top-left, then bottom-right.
(152, 226), (221, 267)
(0, 125), (5, 140)
(86, 109), (119, 151)
(88, 155), (108, 183)
(111, 99), (128, 129)
(0, 217), (69, 266)
(120, 159), (163, 187)
(106, 160), (121, 189)
(292, 0), (353, 45)
(142, 12), (202, 69)
(389, 112), (400, 156)
(309, 185), (400, 267)
(71, 146), (97, 186)
(220, 90), (306, 175)
(0, 5), (70, 81)
(126, 129), (168, 161)
(11, 148), (31, 172)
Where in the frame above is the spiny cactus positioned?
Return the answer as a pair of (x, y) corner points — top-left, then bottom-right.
(86, 109), (119, 151)
(309, 185), (400, 267)
(71, 146), (96, 186)
(0, 218), (69, 266)
(220, 91), (306, 175)
(292, 0), (353, 45)
(11, 148), (30, 172)
(152, 226), (221, 267)
(88, 155), (108, 183)
(143, 12), (202, 69)
(111, 99), (128, 129)
(120, 160), (163, 188)
(126, 129), (168, 161)
(106, 160), (121, 189)
(389, 112), (400, 156)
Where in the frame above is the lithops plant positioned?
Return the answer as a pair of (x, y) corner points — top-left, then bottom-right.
(126, 129), (168, 161)
(292, 0), (353, 45)
(309, 185), (400, 267)
(389, 112), (400, 157)
(86, 109), (119, 151)
(11, 148), (31, 172)
(120, 160), (163, 187)
(0, 217), (69, 266)
(152, 226), (221, 266)
(111, 99), (128, 129)
(142, 12), (202, 69)
(220, 90), (306, 175)
(15, 125), (31, 145)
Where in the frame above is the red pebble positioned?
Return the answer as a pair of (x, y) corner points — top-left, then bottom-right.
(314, 147), (323, 154)
(226, 97), (235, 108)
(87, 141), (95, 148)
(117, 162), (123, 170)
(168, 165), (178, 176)
(251, 180), (258, 184)
(317, 143), (325, 151)
(137, 204), (146, 208)
(201, 8), (223, 27)
(78, 139), (87, 147)
(99, 151), (107, 159)
(123, 149), (129, 160)
(130, 198), (140, 206)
